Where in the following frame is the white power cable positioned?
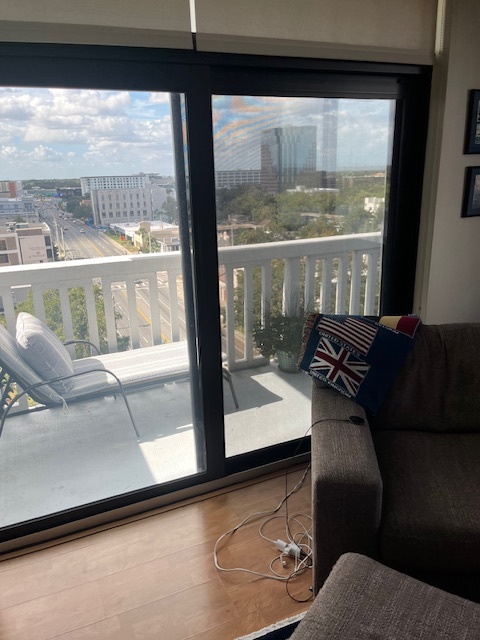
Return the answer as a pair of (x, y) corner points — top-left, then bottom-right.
(213, 464), (312, 582)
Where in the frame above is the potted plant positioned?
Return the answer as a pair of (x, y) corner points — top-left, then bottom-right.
(253, 312), (306, 373)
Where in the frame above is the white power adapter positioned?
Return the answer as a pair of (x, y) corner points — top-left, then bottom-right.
(275, 539), (302, 559)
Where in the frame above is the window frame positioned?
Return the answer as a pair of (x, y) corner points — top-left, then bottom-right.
(0, 43), (431, 550)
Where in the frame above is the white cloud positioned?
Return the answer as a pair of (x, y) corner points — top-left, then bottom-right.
(47, 89), (131, 116)
(147, 93), (170, 105)
(0, 145), (21, 159)
(30, 145), (63, 162)
(0, 87), (174, 179)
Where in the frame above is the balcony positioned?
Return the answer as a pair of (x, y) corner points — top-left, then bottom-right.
(0, 232), (381, 530)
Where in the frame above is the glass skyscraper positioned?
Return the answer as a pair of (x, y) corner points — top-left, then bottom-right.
(260, 125), (317, 193)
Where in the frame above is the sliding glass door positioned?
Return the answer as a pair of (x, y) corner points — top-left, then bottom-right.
(211, 95), (394, 459)
(0, 43), (430, 549)
(0, 86), (207, 532)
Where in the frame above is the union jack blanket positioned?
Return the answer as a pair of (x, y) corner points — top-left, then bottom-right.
(299, 314), (421, 414)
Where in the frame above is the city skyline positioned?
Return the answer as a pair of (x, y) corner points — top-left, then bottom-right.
(212, 95), (392, 173)
(0, 88), (393, 181)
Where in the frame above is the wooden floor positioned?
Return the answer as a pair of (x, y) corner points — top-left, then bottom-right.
(0, 467), (312, 640)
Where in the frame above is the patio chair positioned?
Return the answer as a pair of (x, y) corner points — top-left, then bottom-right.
(0, 313), (238, 440)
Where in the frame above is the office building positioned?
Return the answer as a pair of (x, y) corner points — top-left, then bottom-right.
(261, 125), (317, 192)
(0, 222), (53, 267)
(215, 169), (261, 189)
(83, 174), (171, 226)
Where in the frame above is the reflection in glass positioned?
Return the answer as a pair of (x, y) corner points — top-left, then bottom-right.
(212, 95), (394, 457)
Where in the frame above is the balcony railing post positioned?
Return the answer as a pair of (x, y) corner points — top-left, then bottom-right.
(304, 257), (316, 313)
(349, 251), (364, 315)
(364, 249), (380, 315)
(320, 258), (333, 314)
(261, 262), (272, 322)
(335, 253), (349, 314)
(225, 266), (236, 369)
(244, 265), (255, 365)
(283, 257), (302, 317)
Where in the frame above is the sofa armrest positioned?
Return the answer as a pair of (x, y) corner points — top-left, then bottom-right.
(311, 385), (383, 593)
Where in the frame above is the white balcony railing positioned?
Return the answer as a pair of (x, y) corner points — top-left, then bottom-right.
(219, 232), (381, 370)
(0, 232), (381, 372)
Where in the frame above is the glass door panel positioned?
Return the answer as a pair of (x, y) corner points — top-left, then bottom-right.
(0, 87), (204, 529)
(212, 95), (394, 457)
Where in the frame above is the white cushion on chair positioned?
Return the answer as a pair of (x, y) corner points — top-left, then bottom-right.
(0, 322), (63, 404)
(16, 312), (74, 394)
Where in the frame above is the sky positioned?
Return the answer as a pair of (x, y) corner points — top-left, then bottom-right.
(0, 88), (174, 180)
(212, 95), (394, 172)
(0, 88), (393, 181)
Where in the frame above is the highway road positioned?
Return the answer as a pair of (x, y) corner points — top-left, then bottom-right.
(43, 211), (127, 261)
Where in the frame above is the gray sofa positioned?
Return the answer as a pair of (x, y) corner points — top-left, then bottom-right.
(311, 323), (480, 601)
(291, 553), (480, 640)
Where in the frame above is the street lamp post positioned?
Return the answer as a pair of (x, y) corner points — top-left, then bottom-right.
(60, 227), (66, 260)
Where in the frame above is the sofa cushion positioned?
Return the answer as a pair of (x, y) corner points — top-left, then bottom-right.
(373, 430), (480, 574)
(16, 312), (74, 394)
(369, 323), (480, 432)
(290, 553), (480, 640)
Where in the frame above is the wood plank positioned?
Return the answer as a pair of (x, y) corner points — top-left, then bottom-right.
(0, 581), (105, 640)
(0, 467), (312, 640)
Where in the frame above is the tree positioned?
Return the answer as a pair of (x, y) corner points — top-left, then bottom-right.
(234, 228), (272, 245)
(299, 217), (339, 239)
(15, 286), (129, 356)
(23, 178), (81, 190)
(341, 204), (376, 233)
(275, 210), (303, 232)
(276, 190), (336, 215)
(161, 196), (179, 223)
(65, 197), (92, 220)
(138, 226), (161, 253)
(216, 185), (276, 223)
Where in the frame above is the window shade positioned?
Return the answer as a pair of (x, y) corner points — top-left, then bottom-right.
(0, 0), (193, 49)
(195, 0), (437, 64)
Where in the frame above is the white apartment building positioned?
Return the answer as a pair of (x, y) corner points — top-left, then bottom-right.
(80, 175), (150, 196)
(109, 220), (179, 252)
(83, 174), (171, 226)
(91, 188), (152, 226)
(0, 223), (54, 267)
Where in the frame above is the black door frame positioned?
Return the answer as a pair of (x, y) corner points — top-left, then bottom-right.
(0, 43), (431, 548)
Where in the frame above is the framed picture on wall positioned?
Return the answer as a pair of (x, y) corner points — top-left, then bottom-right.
(461, 166), (480, 217)
(464, 90), (480, 154)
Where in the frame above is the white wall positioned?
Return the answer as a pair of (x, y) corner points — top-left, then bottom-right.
(195, 0), (436, 64)
(416, 0), (480, 323)
(0, 0), (193, 49)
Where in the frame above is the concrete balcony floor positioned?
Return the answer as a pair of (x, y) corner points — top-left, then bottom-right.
(0, 363), (312, 529)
